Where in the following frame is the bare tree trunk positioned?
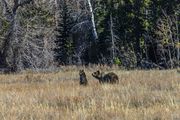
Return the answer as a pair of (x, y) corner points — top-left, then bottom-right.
(1, 17), (15, 70)
(87, 0), (98, 40)
(0, 0), (33, 71)
(55, 0), (60, 26)
(175, 14), (179, 62)
(110, 13), (115, 63)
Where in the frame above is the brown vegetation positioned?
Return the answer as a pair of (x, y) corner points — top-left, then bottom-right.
(0, 67), (179, 120)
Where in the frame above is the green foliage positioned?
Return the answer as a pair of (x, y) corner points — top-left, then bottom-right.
(114, 57), (121, 65)
(55, 0), (75, 65)
(0, 18), (10, 35)
(0, 0), (179, 69)
(94, 0), (179, 68)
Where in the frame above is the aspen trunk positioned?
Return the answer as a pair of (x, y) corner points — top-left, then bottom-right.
(87, 0), (98, 40)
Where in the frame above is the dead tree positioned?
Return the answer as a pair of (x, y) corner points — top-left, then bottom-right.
(0, 0), (55, 72)
(0, 0), (33, 71)
(152, 9), (179, 68)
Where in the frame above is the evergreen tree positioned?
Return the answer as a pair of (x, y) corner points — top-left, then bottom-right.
(55, 0), (75, 65)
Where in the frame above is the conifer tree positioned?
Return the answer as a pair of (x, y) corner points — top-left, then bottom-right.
(55, 0), (75, 65)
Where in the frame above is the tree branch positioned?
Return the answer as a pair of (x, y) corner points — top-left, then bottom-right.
(13, 0), (33, 14)
(1, 0), (13, 19)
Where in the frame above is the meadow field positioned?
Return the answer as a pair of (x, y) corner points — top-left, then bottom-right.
(0, 66), (179, 120)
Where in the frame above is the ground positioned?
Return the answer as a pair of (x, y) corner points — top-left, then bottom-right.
(0, 66), (179, 120)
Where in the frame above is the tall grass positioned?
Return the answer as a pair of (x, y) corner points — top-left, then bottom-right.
(0, 67), (179, 120)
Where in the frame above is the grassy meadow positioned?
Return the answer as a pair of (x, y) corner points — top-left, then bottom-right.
(0, 66), (179, 120)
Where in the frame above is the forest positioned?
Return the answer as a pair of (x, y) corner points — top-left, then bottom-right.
(0, 1), (179, 119)
(0, 0), (179, 72)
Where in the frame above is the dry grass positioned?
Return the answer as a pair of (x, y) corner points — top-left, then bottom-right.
(0, 66), (179, 120)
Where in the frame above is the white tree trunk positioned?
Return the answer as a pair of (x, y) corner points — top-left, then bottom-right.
(87, 0), (98, 40)
(175, 14), (179, 62)
(110, 13), (115, 62)
(55, 0), (60, 25)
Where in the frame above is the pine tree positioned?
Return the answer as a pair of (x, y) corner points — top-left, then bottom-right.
(55, 0), (75, 65)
